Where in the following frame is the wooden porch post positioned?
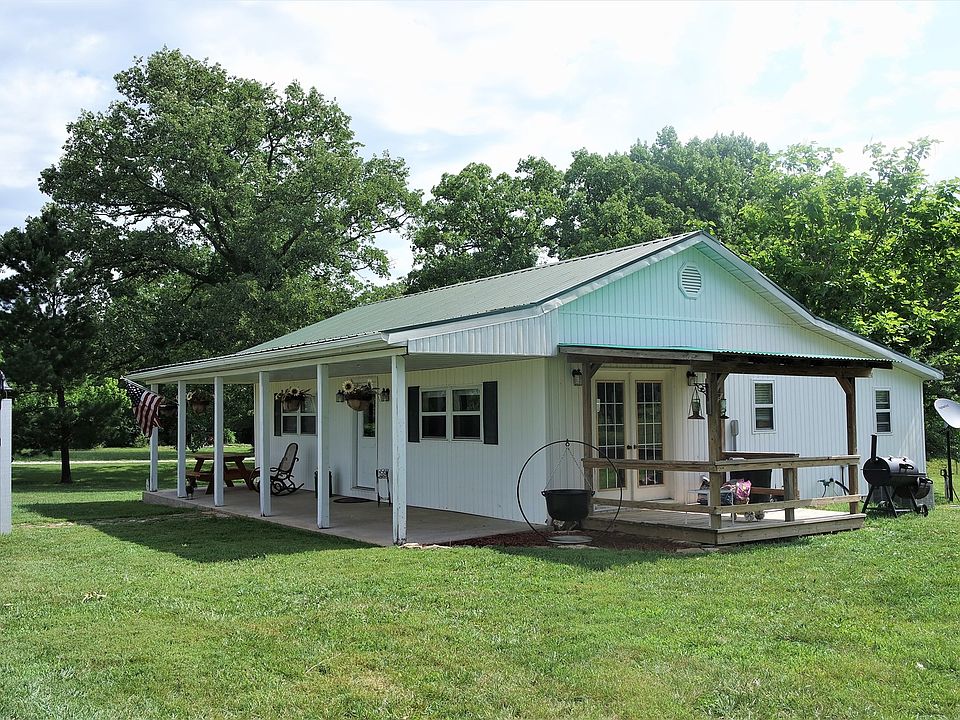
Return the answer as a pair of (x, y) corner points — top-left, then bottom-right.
(213, 376), (225, 507)
(316, 364), (330, 528)
(391, 354), (407, 544)
(580, 363), (601, 512)
(837, 376), (860, 514)
(177, 380), (187, 498)
(148, 383), (160, 492)
(257, 372), (271, 517)
(707, 373), (727, 530)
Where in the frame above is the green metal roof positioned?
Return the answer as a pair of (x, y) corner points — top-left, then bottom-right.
(242, 232), (697, 354)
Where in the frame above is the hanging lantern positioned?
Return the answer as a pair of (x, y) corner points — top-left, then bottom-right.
(688, 386), (705, 420)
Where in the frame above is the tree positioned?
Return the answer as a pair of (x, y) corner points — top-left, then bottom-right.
(41, 48), (419, 357)
(0, 207), (108, 481)
(553, 128), (770, 258)
(405, 158), (562, 292)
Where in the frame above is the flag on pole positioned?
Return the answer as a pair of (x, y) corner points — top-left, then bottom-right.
(121, 378), (162, 436)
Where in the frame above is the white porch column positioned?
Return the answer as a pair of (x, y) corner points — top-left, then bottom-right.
(148, 383), (160, 492)
(177, 380), (187, 498)
(1, 397), (12, 535)
(316, 364), (330, 528)
(391, 354), (407, 544)
(257, 372), (271, 517)
(213, 376), (225, 507)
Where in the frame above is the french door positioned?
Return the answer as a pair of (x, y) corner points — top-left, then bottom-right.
(594, 374), (669, 501)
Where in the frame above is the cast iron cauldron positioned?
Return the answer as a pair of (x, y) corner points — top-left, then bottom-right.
(542, 488), (595, 522)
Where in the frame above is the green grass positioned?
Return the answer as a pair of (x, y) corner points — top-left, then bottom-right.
(2, 464), (959, 719)
(15, 445), (254, 463)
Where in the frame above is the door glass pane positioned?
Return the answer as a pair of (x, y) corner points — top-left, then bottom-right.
(636, 381), (664, 486)
(596, 381), (625, 490)
(362, 400), (376, 438)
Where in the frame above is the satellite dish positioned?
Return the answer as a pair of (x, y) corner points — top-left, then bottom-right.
(935, 398), (960, 429)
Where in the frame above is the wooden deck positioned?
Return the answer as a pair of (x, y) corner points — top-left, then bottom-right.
(585, 505), (865, 545)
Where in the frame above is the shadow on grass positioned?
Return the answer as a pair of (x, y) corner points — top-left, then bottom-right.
(21, 501), (370, 562)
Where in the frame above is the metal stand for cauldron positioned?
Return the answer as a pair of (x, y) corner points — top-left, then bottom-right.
(516, 439), (622, 545)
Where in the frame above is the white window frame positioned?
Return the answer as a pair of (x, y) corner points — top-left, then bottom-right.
(420, 387), (483, 442)
(420, 388), (448, 440)
(752, 380), (776, 434)
(279, 395), (317, 436)
(875, 388), (892, 434)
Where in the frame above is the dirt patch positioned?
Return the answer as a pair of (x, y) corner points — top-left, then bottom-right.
(449, 529), (695, 552)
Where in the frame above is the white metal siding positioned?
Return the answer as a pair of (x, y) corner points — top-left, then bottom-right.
(557, 246), (874, 360)
(407, 313), (557, 356)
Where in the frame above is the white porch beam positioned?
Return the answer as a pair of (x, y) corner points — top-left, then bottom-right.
(1, 398), (12, 535)
(213, 376), (225, 507)
(148, 383), (160, 492)
(391, 354), (407, 544)
(177, 380), (187, 498)
(257, 372), (271, 517)
(316, 364), (330, 528)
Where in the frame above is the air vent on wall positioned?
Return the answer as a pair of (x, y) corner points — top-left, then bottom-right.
(679, 263), (703, 298)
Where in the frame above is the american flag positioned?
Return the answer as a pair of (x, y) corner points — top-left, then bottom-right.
(122, 378), (162, 435)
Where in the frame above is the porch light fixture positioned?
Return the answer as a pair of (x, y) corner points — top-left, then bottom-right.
(571, 368), (583, 387)
(335, 390), (345, 403)
(379, 388), (390, 402)
(719, 396), (729, 420)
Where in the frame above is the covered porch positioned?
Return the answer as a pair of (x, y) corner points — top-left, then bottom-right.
(566, 346), (879, 544)
(142, 485), (531, 546)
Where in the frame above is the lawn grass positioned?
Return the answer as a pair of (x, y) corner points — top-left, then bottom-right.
(14, 445), (254, 463)
(1, 464), (959, 719)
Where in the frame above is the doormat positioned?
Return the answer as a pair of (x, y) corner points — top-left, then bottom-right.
(334, 497), (372, 503)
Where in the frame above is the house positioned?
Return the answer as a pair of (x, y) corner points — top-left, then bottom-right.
(130, 231), (943, 545)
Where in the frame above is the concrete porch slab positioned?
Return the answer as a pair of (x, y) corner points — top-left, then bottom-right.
(144, 487), (531, 546)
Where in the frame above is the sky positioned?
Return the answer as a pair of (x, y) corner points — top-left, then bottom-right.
(2, 0), (959, 278)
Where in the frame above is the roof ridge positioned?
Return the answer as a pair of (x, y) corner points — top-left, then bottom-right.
(360, 230), (699, 309)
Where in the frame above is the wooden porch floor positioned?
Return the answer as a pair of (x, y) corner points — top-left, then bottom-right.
(586, 505), (865, 545)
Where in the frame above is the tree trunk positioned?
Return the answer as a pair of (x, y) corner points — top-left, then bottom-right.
(57, 385), (73, 484)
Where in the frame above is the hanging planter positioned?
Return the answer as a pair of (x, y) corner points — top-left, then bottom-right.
(338, 380), (375, 412)
(277, 387), (309, 413)
(186, 390), (211, 414)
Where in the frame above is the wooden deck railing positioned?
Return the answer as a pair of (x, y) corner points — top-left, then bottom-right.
(582, 454), (862, 524)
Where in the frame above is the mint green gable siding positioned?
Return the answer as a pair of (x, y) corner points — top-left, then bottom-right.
(557, 245), (872, 359)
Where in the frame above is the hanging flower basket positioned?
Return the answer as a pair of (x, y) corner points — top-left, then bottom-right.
(187, 390), (211, 414)
(340, 380), (375, 412)
(277, 387), (309, 413)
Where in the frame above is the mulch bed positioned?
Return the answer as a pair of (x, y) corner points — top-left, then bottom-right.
(449, 529), (693, 552)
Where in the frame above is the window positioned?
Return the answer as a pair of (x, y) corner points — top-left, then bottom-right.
(421, 390), (447, 439)
(277, 395), (316, 435)
(452, 389), (481, 439)
(875, 389), (892, 433)
(753, 381), (774, 432)
(421, 387), (483, 441)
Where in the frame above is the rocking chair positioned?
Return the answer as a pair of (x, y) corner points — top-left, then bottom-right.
(253, 442), (303, 496)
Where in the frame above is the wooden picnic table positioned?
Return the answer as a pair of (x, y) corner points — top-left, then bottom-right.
(187, 451), (256, 495)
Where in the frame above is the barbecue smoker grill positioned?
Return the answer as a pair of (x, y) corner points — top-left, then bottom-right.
(862, 434), (933, 516)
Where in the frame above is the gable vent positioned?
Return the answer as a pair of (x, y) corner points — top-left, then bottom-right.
(679, 264), (703, 298)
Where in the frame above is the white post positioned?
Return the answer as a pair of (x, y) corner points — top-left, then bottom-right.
(1, 398), (12, 535)
(316, 364), (330, 528)
(213, 376), (225, 507)
(391, 354), (407, 545)
(177, 380), (187, 498)
(257, 372), (271, 517)
(148, 383), (160, 492)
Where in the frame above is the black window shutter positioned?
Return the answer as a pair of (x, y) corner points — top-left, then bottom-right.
(273, 397), (281, 437)
(407, 385), (420, 443)
(482, 381), (498, 445)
